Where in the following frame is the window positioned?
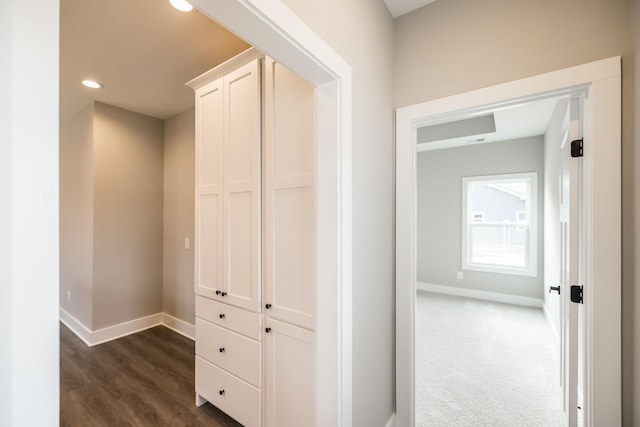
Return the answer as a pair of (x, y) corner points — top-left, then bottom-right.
(462, 172), (537, 277)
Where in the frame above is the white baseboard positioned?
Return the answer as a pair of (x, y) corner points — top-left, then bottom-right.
(60, 308), (195, 346)
(542, 301), (560, 345)
(162, 313), (195, 341)
(384, 413), (396, 427)
(91, 313), (163, 346)
(59, 308), (92, 346)
(417, 282), (543, 308)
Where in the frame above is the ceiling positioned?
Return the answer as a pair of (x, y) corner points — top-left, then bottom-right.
(59, 0), (438, 123)
(60, 0), (250, 121)
(416, 97), (559, 152)
(383, 0), (439, 18)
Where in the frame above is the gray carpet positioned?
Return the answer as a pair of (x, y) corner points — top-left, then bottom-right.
(416, 291), (561, 427)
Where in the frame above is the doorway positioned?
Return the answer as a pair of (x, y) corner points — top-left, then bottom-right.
(396, 57), (621, 427)
(412, 94), (574, 425)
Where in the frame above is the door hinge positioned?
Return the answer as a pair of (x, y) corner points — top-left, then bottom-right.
(571, 138), (583, 158)
(570, 285), (583, 304)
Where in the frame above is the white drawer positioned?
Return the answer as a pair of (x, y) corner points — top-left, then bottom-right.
(196, 318), (261, 387)
(196, 295), (261, 340)
(196, 356), (261, 427)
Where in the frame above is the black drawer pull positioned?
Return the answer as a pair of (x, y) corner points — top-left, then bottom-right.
(265, 327), (271, 333)
(219, 347), (225, 353)
(265, 303), (272, 309)
(215, 290), (221, 295)
(219, 313), (225, 319)
(221, 292), (227, 297)
(219, 389), (225, 396)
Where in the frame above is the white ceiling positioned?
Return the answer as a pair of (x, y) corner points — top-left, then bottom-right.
(383, 0), (439, 18)
(417, 97), (559, 152)
(60, 0), (250, 121)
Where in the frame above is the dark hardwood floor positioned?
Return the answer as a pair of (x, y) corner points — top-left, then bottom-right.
(60, 323), (243, 427)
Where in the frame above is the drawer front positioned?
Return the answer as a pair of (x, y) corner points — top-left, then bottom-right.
(196, 318), (261, 387)
(196, 356), (261, 427)
(196, 295), (261, 340)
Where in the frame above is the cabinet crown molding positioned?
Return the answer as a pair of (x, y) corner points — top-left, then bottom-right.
(186, 47), (264, 90)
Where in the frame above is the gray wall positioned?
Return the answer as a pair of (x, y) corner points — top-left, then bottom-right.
(278, 1), (396, 425)
(60, 104), (95, 328)
(163, 108), (195, 324)
(92, 102), (164, 329)
(417, 137), (544, 299)
(396, 0), (634, 422)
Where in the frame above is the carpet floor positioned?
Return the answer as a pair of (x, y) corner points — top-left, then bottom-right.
(415, 291), (561, 426)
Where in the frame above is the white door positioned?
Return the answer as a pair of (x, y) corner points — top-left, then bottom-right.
(222, 59), (262, 311)
(559, 96), (582, 426)
(195, 77), (224, 299)
(263, 318), (316, 427)
(263, 57), (316, 330)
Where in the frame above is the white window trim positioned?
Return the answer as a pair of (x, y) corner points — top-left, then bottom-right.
(461, 172), (538, 277)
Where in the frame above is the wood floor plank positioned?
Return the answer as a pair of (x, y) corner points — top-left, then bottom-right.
(60, 323), (243, 427)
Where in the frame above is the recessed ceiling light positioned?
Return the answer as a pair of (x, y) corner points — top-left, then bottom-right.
(82, 79), (103, 89)
(169, 0), (193, 12)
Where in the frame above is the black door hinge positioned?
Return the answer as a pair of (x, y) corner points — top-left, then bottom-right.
(570, 285), (583, 304)
(571, 139), (584, 158)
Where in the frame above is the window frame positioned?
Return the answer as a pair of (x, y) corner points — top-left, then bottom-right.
(461, 172), (538, 277)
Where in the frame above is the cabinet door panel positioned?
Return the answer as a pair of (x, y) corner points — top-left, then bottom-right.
(226, 190), (258, 310)
(263, 58), (316, 329)
(264, 318), (315, 427)
(196, 195), (221, 298)
(195, 78), (224, 298)
(223, 59), (261, 312)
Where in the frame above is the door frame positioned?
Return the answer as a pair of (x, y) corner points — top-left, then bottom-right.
(396, 57), (621, 427)
(4, 0), (353, 425)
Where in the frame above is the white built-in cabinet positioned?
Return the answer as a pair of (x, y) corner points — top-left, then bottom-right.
(188, 48), (316, 427)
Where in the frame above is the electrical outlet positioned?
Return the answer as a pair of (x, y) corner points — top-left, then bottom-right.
(185, 238), (190, 250)
(457, 271), (464, 280)
(67, 291), (71, 302)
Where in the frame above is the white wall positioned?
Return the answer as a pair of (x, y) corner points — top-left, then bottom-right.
(417, 137), (545, 299)
(163, 108), (196, 324)
(1, 0), (60, 425)
(278, 1), (396, 425)
(543, 99), (568, 340)
(60, 104), (94, 328)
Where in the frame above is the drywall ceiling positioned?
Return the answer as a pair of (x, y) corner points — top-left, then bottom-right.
(417, 97), (558, 152)
(384, 0), (439, 18)
(60, 0), (250, 121)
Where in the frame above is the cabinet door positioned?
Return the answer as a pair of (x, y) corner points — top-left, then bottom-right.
(195, 78), (224, 299)
(263, 58), (316, 330)
(264, 318), (315, 427)
(223, 59), (261, 312)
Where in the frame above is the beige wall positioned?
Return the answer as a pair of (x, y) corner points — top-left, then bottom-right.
(632, 0), (640, 423)
(60, 102), (196, 332)
(60, 104), (95, 328)
(278, 0), (396, 425)
(396, 0), (634, 423)
(92, 102), (164, 329)
(163, 108), (195, 323)
(417, 136), (545, 299)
